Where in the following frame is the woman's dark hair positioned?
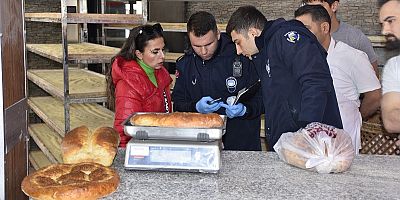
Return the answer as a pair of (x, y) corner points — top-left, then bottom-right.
(106, 23), (164, 111)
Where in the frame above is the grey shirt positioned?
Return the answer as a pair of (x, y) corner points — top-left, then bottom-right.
(332, 22), (378, 64)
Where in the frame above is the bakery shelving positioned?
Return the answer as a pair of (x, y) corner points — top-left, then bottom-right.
(28, 150), (52, 170)
(25, 12), (143, 24)
(26, 43), (120, 64)
(104, 22), (227, 33)
(28, 68), (107, 103)
(28, 123), (63, 164)
(27, 96), (114, 167)
(26, 0), (142, 168)
(27, 96), (115, 167)
(105, 23), (384, 47)
(26, 3), (143, 132)
(26, 42), (181, 64)
(28, 96), (114, 137)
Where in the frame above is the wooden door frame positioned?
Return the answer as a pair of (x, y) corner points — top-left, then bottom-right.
(0, 32), (5, 200)
(1, 0), (28, 199)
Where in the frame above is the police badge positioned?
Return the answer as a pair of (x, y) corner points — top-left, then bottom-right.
(226, 77), (237, 93)
(232, 57), (242, 77)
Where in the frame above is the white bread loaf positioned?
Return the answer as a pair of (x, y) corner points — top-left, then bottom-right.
(61, 126), (120, 167)
(130, 112), (224, 128)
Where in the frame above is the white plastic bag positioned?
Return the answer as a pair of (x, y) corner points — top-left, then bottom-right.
(273, 122), (355, 173)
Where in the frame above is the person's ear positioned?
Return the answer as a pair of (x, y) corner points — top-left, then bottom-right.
(135, 50), (143, 60)
(321, 22), (330, 34)
(331, 1), (339, 13)
(248, 27), (261, 38)
(217, 29), (221, 40)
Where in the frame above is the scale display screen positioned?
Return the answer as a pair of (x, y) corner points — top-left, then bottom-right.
(124, 140), (220, 173)
(150, 149), (192, 163)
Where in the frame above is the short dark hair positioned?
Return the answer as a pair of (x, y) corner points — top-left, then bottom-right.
(378, 0), (399, 7)
(187, 11), (217, 37)
(302, 0), (338, 6)
(226, 5), (267, 36)
(295, 4), (332, 31)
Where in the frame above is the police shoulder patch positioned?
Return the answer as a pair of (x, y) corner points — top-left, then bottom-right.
(284, 31), (300, 44)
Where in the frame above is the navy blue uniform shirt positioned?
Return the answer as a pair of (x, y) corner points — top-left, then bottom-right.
(172, 33), (263, 151)
(252, 19), (343, 151)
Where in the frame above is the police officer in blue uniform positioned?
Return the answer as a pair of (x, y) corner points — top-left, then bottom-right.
(172, 11), (263, 151)
(226, 6), (343, 151)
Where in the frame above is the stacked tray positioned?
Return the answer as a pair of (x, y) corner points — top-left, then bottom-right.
(123, 112), (227, 142)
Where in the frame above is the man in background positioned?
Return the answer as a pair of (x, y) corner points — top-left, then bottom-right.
(302, 0), (380, 79)
(379, 0), (400, 135)
(294, 4), (381, 154)
(172, 11), (263, 151)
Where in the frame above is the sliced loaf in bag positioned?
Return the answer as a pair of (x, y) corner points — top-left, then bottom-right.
(274, 122), (355, 173)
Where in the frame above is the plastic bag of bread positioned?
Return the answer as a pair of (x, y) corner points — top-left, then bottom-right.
(273, 122), (355, 173)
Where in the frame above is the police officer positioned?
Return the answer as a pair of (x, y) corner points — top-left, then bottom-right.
(226, 6), (343, 151)
(172, 11), (263, 151)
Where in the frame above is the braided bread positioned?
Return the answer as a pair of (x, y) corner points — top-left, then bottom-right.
(21, 162), (119, 200)
(130, 112), (224, 128)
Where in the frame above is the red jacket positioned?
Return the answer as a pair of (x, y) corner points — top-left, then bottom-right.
(112, 56), (172, 147)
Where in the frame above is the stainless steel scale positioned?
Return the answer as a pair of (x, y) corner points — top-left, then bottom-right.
(123, 113), (227, 173)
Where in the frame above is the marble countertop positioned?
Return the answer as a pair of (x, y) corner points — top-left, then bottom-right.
(102, 149), (400, 200)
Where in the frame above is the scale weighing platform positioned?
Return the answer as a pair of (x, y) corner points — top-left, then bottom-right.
(123, 112), (226, 173)
(124, 139), (221, 173)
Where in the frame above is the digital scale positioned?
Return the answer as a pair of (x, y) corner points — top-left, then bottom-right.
(123, 113), (226, 173)
(124, 139), (221, 173)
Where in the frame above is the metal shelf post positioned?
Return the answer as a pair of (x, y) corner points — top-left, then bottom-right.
(61, 0), (70, 133)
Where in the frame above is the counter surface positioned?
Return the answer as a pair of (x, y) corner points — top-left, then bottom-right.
(103, 149), (400, 200)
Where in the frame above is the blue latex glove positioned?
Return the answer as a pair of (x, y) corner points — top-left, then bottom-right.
(221, 103), (247, 118)
(196, 96), (223, 114)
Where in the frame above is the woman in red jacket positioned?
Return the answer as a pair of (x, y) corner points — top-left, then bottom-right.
(106, 24), (172, 147)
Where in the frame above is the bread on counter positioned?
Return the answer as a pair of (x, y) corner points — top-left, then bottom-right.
(21, 162), (119, 200)
(130, 112), (224, 128)
(274, 122), (355, 173)
(61, 126), (120, 167)
(280, 134), (353, 173)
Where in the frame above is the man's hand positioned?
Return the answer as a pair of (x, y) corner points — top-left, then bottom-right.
(195, 96), (222, 114)
(221, 103), (246, 118)
(360, 88), (382, 119)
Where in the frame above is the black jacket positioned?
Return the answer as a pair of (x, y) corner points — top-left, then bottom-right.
(252, 19), (343, 151)
(172, 33), (263, 151)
